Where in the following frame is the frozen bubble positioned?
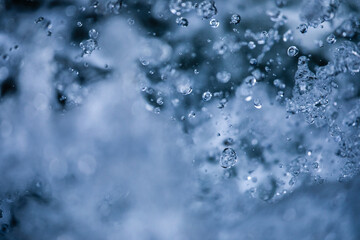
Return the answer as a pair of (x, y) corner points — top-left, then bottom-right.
(216, 71), (231, 83)
(220, 148), (238, 168)
(202, 91), (212, 101)
(176, 17), (189, 27)
(287, 46), (299, 57)
(209, 18), (220, 28)
(230, 14), (241, 24)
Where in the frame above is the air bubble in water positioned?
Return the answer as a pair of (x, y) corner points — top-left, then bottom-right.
(202, 91), (212, 101)
(287, 46), (299, 57)
(176, 17), (189, 27)
(273, 79), (285, 89)
(230, 14), (241, 24)
(298, 23), (308, 34)
(283, 29), (293, 42)
(196, 0), (217, 19)
(326, 34), (336, 44)
(253, 99), (262, 109)
(80, 39), (97, 55)
(248, 41), (256, 49)
(244, 75), (257, 87)
(209, 18), (220, 28)
(216, 71), (231, 83)
(89, 29), (98, 39)
(220, 148), (238, 168)
(177, 84), (193, 95)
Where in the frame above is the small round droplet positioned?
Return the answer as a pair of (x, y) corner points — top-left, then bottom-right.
(209, 18), (220, 28)
(230, 14), (241, 25)
(176, 17), (189, 27)
(220, 148), (238, 168)
(326, 34), (336, 44)
(253, 99), (262, 109)
(287, 46), (299, 57)
(202, 91), (212, 101)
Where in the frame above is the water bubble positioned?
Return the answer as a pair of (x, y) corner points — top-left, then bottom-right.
(127, 18), (135, 25)
(287, 46), (299, 57)
(176, 17), (189, 27)
(89, 29), (98, 39)
(188, 110), (196, 118)
(35, 17), (44, 24)
(273, 79), (285, 89)
(202, 91), (212, 101)
(169, 0), (193, 16)
(253, 99), (262, 109)
(220, 148), (238, 168)
(107, 0), (122, 14)
(275, 0), (287, 8)
(209, 18), (220, 28)
(244, 75), (257, 87)
(283, 29), (293, 42)
(196, 0), (217, 19)
(250, 58), (258, 65)
(248, 41), (256, 49)
(216, 71), (231, 83)
(177, 83), (193, 95)
(298, 23), (308, 34)
(79, 39), (97, 55)
(326, 34), (336, 44)
(230, 14), (241, 24)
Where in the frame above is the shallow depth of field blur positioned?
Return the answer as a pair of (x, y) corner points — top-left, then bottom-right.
(0, 0), (360, 239)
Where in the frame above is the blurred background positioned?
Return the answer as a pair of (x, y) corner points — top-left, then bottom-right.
(0, 0), (360, 239)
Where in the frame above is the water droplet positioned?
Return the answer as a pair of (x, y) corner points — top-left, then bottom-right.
(287, 46), (299, 57)
(220, 148), (238, 168)
(230, 14), (241, 24)
(209, 18), (220, 28)
(202, 91), (212, 101)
